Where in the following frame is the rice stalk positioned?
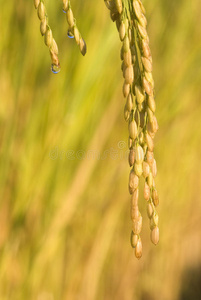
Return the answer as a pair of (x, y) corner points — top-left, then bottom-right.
(104, 0), (159, 259)
(62, 0), (87, 56)
(33, 0), (61, 73)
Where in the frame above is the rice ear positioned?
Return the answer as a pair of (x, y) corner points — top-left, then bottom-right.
(104, 0), (160, 258)
(34, 0), (60, 73)
(64, 1), (87, 56)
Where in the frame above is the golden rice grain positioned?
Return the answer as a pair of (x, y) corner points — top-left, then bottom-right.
(123, 81), (130, 97)
(136, 145), (144, 163)
(147, 202), (154, 219)
(132, 214), (142, 234)
(119, 21), (126, 40)
(37, 2), (45, 20)
(142, 57), (152, 72)
(125, 65), (134, 84)
(131, 232), (138, 248)
(131, 204), (139, 220)
(131, 188), (139, 206)
(152, 188), (159, 206)
(135, 85), (145, 104)
(134, 162), (143, 177)
(129, 119), (138, 140)
(124, 49), (132, 67)
(145, 132), (154, 151)
(133, 1), (142, 21)
(123, 36), (130, 52)
(135, 237), (142, 259)
(142, 161), (150, 178)
(147, 172), (153, 187)
(129, 169), (139, 194)
(151, 226), (159, 245)
(128, 148), (135, 167)
(144, 181), (150, 201)
(66, 8), (74, 27)
(147, 95), (156, 112)
(34, 0), (40, 9)
(114, 0), (123, 14)
(62, 0), (69, 12)
(126, 94), (133, 111)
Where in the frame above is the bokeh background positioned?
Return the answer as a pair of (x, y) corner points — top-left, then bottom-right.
(1, 0), (201, 299)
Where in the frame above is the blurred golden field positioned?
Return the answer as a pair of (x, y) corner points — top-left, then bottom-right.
(1, 0), (201, 299)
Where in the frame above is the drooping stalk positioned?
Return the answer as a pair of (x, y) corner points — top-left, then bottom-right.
(62, 0), (87, 56)
(33, 0), (87, 73)
(33, 0), (61, 73)
(104, 0), (159, 259)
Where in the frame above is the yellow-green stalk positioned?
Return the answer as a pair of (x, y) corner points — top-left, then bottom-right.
(62, 0), (87, 56)
(34, 0), (61, 73)
(104, 0), (160, 258)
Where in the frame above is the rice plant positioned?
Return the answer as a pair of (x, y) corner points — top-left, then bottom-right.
(0, 0), (201, 299)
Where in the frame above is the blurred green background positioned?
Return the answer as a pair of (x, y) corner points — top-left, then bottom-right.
(1, 0), (201, 299)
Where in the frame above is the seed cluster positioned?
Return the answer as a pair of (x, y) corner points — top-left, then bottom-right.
(33, 0), (87, 73)
(34, 0), (61, 73)
(104, 0), (159, 259)
(62, 0), (87, 56)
